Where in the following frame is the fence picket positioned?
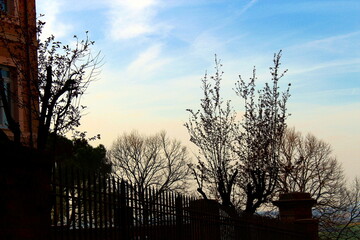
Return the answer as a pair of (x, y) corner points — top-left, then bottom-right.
(87, 172), (93, 240)
(50, 164), (311, 240)
(72, 168), (76, 238)
(93, 173), (98, 238)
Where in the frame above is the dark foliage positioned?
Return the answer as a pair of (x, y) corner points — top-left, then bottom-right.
(48, 133), (111, 175)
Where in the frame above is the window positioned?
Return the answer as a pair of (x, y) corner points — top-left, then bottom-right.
(0, 66), (11, 128)
(0, 0), (7, 12)
(0, 0), (14, 15)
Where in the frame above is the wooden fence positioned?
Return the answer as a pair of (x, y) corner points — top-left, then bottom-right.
(50, 164), (310, 240)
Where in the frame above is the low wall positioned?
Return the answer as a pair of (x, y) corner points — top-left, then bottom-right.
(0, 142), (52, 240)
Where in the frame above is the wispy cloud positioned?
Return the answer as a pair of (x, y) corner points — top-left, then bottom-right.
(36, 1), (72, 39)
(201, 0), (259, 35)
(127, 44), (171, 74)
(106, 0), (170, 40)
(301, 88), (360, 99)
(284, 31), (360, 78)
(305, 31), (360, 45)
(292, 31), (360, 53)
(236, 0), (259, 16)
(288, 58), (360, 76)
(116, 0), (157, 10)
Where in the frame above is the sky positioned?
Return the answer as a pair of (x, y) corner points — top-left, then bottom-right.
(36, 0), (360, 180)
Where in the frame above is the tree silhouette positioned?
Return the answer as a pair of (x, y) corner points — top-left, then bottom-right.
(0, 10), (101, 149)
(185, 56), (238, 208)
(109, 130), (190, 194)
(234, 51), (291, 213)
(277, 128), (360, 239)
(186, 52), (290, 212)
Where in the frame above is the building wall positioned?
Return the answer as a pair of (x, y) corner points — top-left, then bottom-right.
(0, 0), (38, 146)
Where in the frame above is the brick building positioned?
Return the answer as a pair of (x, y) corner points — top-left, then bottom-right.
(0, 0), (38, 146)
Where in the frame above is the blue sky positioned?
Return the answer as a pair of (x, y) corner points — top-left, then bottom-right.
(36, 0), (360, 179)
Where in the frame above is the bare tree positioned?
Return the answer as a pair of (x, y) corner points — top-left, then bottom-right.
(0, 9), (101, 149)
(277, 128), (359, 239)
(109, 131), (190, 227)
(185, 56), (239, 208)
(336, 178), (360, 240)
(278, 128), (345, 204)
(234, 51), (291, 214)
(109, 131), (190, 195)
(319, 178), (360, 240)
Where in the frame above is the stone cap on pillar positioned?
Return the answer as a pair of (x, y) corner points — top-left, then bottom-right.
(273, 192), (316, 222)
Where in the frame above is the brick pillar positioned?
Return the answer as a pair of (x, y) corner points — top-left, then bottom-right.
(0, 142), (52, 240)
(189, 199), (220, 240)
(273, 192), (319, 240)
